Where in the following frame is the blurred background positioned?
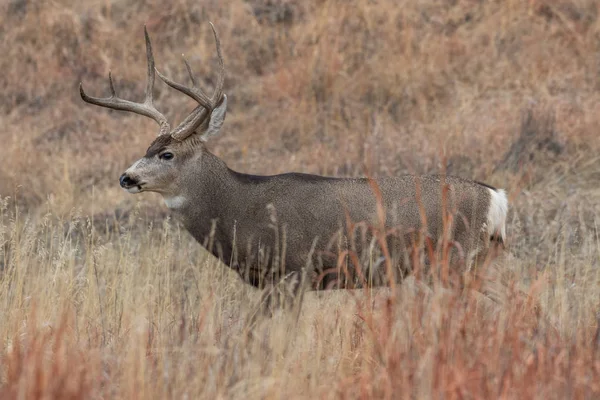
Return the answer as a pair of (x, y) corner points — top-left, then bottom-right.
(4, 0), (598, 209)
(3, 0), (600, 262)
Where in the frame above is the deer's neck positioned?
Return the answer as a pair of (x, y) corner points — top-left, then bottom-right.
(166, 151), (245, 265)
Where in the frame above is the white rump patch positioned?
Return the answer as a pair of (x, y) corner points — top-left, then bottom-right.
(164, 195), (187, 209)
(486, 188), (508, 241)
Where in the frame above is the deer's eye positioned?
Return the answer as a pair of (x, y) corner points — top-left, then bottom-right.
(159, 152), (174, 161)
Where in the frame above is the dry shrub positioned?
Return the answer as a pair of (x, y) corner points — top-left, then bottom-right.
(496, 106), (565, 182)
(0, 306), (99, 400)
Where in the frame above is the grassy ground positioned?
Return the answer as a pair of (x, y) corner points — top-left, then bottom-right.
(1, 0), (600, 398)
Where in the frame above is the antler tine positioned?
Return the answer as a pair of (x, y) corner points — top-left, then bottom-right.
(158, 55), (213, 140)
(183, 58), (198, 88)
(159, 22), (226, 141)
(79, 26), (170, 136)
(143, 26), (157, 106)
(155, 61), (213, 110)
(209, 22), (225, 105)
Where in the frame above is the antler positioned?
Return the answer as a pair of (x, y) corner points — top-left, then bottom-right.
(80, 26), (171, 136)
(155, 22), (226, 141)
(80, 23), (225, 141)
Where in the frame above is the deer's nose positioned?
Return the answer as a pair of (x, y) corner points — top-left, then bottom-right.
(120, 174), (138, 188)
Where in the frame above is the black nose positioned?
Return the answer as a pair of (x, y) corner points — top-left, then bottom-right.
(120, 174), (138, 188)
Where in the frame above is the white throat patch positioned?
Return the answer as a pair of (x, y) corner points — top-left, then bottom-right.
(164, 195), (187, 210)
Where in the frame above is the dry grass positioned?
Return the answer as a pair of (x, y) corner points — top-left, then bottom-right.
(1, 0), (600, 398)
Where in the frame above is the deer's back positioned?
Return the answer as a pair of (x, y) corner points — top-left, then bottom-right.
(224, 172), (493, 284)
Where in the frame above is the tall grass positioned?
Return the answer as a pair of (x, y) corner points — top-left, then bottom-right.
(0, 193), (598, 398)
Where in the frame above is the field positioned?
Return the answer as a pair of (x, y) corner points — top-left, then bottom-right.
(1, 0), (600, 398)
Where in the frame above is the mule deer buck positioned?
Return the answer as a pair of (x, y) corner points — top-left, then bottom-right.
(80, 23), (508, 314)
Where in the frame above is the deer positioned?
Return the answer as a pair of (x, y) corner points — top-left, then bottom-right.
(80, 23), (508, 316)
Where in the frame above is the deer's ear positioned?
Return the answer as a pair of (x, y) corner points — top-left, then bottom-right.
(200, 94), (227, 142)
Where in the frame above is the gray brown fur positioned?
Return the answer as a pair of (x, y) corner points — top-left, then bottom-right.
(142, 136), (498, 291)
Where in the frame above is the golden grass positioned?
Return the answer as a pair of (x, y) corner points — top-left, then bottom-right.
(1, 198), (599, 398)
(1, 0), (600, 398)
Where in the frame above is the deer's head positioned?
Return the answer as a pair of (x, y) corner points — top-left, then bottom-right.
(80, 23), (226, 200)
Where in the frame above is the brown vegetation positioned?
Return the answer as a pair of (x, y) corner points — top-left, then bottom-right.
(1, 0), (599, 398)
